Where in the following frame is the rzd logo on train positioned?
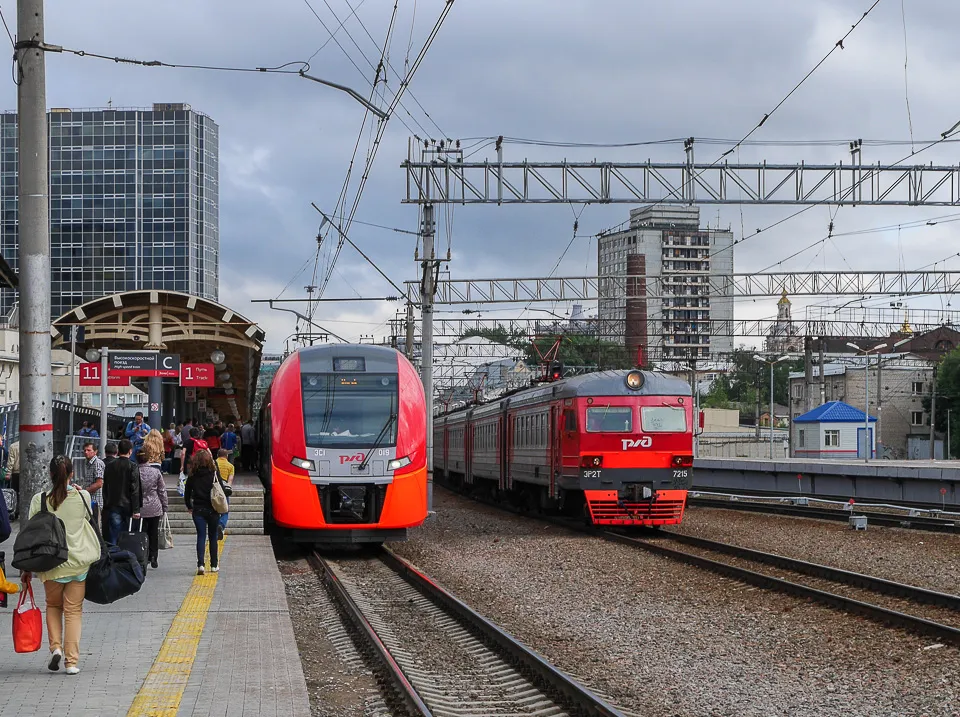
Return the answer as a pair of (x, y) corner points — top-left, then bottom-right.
(340, 453), (366, 464)
(621, 437), (653, 450)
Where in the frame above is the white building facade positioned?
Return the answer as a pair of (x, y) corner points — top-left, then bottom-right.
(598, 206), (734, 362)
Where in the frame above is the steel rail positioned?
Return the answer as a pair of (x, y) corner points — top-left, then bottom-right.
(604, 531), (960, 647)
(309, 552), (433, 717)
(689, 497), (960, 533)
(435, 483), (960, 646)
(379, 546), (627, 717)
(659, 532), (960, 611)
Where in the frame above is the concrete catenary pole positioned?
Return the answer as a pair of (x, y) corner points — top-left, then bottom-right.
(16, 0), (53, 524)
(405, 295), (415, 362)
(420, 200), (436, 513)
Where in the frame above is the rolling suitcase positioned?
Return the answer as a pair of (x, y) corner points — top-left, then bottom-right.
(118, 518), (149, 577)
(2, 487), (17, 520)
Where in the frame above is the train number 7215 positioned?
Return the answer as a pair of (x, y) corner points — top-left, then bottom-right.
(672, 469), (689, 479)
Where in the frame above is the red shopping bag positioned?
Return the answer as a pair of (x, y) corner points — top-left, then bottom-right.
(12, 582), (42, 653)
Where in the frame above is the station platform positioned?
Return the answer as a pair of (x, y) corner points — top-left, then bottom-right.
(0, 532), (309, 716)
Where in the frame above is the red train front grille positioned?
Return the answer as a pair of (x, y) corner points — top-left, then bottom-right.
(586, 498), (686, 526)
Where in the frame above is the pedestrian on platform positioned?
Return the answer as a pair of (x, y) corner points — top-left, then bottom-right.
(3, 439), (19, 494)
(143, 429), (165, 473)
(104, 440), (118, 467)
(220, 424), (238, 465)
(136, 449), (167, 569)
(124, 412), (151, 457)
(184, 449), (221, 575)
(180, 426), (202, 475)
(79, 442), (104, 533)
(202, 425), (221, 453)
(102, 439), (142, 545)
(21, 456), (100, 675)
(240, 419), (256, 472)
(0, 487), (17, 597)
(180, 418), (193, 449)
(215, 448), (235, 540)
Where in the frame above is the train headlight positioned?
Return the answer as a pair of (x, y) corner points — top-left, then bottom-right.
(625, 371), (645, 390)
(388, 456), (412, 471)
(291, 457), (315, 471)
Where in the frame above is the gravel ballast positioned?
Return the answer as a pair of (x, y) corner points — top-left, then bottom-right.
(675, 506), (960, 595)
(279, 558), (387, 717)
(389, 489), (960, 717)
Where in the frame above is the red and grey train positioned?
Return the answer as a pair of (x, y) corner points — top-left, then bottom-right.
(258, 344), (428, 543)
(434, 370), (694, 526)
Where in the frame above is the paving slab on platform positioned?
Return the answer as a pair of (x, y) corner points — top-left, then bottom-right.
(0, 534), (308, 717)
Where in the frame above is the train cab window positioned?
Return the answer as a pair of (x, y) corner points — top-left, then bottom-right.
(563, 410), (577, 432)
(640, 406), (687, 432)
(302, 373), (399, 447)
(585, 406), (633, 432)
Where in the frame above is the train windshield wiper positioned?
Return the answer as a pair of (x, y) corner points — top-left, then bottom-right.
(358, 412), (397, 471)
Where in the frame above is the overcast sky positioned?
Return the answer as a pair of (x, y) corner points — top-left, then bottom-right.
(5, 0), (960, 352)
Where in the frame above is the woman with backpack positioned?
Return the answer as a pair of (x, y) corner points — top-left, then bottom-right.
(20, 456), (100, 674)
(184, 448), (221, 575)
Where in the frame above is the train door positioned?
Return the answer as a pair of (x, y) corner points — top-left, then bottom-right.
(465, 415), (474, 484)
(551, 403), (562, 498)
(505, 412), (514, 490)
(498, 413), (507, 490)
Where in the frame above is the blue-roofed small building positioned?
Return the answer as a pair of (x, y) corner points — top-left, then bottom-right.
(792, 401), (877, 459)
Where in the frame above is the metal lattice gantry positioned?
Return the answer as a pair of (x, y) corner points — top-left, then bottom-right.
(403, 153), (960, 206)
(404, 271), (960, 305)
(412, 316), (960, 342)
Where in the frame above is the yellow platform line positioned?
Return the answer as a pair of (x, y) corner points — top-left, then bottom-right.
(126, 538), (224, 717)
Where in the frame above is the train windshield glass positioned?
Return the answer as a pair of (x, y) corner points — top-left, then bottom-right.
(640, 406), (687, 432)
(302, 373), (399, 447)
(585, 407), (633, 432)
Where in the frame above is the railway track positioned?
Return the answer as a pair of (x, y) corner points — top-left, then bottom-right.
(689, 496), (960, 533)
(607, 530), (960, 646)
(437, 483), (960, 647)
(308, 547), (628, 717)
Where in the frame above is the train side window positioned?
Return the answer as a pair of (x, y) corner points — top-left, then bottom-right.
(564, 410), (576, 432)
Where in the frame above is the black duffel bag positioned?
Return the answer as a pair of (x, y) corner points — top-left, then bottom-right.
(85, 543), (145, 605)
(83, 506), (144, 605)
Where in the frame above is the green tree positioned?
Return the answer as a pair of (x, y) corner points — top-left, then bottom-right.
(724, 346), (801, 408)
(702, 377), (732, 409)
(933, 348), (960, 458)
(460, 326), (528, 350)
(458, 326), (635, 372)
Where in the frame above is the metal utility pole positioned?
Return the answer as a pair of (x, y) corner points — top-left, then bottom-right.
(99, 348), (109, 457)
(948, 408), (952, 460)
(930, 366), (937, 459)
(803, 337), (813, 414)
(754, 354), (788, 459)
(68, 327), (77, 435)
(818, 340), (826, 404)
(16, 0), (52, 522)
(405, 299), (415, 362)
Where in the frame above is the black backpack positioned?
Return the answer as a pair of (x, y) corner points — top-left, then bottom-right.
(11, 492), (69, 572)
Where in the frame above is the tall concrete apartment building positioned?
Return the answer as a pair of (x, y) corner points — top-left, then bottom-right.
(0, 103), (219, 319)
(597, 206), (734, 362)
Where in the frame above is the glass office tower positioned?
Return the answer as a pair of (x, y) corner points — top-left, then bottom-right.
(0, 103), (219, 319)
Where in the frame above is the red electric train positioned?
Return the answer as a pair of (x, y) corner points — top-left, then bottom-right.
(258, 344), (428, 544)
(434, 370), (694, 526)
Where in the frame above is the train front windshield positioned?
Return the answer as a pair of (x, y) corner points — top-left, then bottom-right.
(302, 373), (398, 447)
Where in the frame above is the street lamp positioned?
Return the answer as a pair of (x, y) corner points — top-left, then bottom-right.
(753, 354), (789, 459)
(846, 339), (908, 461)
(210, 349), (226, 365)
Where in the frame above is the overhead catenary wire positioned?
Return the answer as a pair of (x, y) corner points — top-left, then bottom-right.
(317, 0), (456, 298)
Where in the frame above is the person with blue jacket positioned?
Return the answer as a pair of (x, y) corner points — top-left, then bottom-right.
(124, 412), (151, 455)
